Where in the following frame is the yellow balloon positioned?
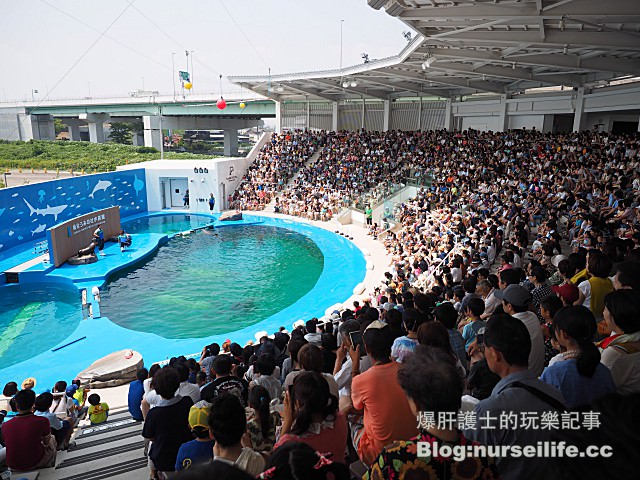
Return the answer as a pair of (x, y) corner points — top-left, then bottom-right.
(184, 82), (192, 90)
(239, 102), (246, 109)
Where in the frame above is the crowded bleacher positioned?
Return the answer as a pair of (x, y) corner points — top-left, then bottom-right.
(1, 128), (639, 479)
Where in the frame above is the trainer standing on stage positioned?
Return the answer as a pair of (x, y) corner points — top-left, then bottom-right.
(209, 193), (216, 212)
(93, 224), (106, 256)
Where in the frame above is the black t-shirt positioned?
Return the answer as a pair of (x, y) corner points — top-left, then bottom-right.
(142, 396), (193, 471)
(200, 375), (246, 406)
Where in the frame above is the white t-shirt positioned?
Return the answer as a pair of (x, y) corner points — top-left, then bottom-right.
(513, 311), (545, 377)
(334, 355), (372, 397)
(578, 280), (592, 309)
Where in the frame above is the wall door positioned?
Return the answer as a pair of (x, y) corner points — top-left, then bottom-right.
(169, 178), (188, 207)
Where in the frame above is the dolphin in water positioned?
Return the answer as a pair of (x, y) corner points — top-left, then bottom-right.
(31, 224), (47, 236)
(8, 230), (14, 236)
(23, 199), (68, 221)
(89, 180), (112, 199)
(133, 174), (144, 196)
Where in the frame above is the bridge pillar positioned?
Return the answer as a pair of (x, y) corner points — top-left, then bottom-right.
(79, 113), (109, 143)
(224, 129), (239, 156)
(143, 115), (163, 151)
(65, 118), (84, 141)
(30, 114), (56, 140)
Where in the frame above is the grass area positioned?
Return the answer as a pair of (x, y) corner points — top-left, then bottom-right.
(0, 140), (213, 171)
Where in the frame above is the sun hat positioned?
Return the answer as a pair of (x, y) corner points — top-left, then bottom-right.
(21, 378), (36, 390)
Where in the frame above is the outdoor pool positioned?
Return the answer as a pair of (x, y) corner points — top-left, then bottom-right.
(100, 223), (324, 338)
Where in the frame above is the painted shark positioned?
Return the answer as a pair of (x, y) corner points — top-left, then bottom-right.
(23, 199), (68, 221)
(31, 224), (47, 236)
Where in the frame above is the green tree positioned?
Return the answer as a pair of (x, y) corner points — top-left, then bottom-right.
(54, 118), (67, 136)
(108, 122), (133, 144)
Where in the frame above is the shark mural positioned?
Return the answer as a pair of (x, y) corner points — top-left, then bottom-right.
(23, 199), (68, 221)
(0, 169), (147, 258)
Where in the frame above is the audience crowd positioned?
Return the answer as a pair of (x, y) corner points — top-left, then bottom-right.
(1, 128), (639, 479)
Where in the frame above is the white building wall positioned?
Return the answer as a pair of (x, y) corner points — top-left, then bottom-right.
(508, 114), (545, 131)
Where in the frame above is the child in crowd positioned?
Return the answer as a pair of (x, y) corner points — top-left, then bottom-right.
(175, 401), (214, 471)
(87, 394), (109, 425)
(71, 379), (89, 419)
(459, 297), (486, 352)
(245, 386), (280, 456)
(34, 392), (73, 450)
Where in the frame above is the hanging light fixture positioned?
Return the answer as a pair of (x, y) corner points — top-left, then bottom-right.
(350, 80), (358, 87)
(342, 81), (349, 88)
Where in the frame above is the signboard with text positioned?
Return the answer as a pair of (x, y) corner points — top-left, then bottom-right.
(47, 206), (121, 267)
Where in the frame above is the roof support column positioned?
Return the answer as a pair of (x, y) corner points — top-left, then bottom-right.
(332, 101), (338, 131)
(418, 97), (422, 131)
(275, 101), (282, 134)
(572, 87), (585, 132)
(383, 100), (390, 132)
(306, 100), (310, 130)
(498, 95), (509, 132)
(361, 98), (366, 130)
(444, 99), (453, 131)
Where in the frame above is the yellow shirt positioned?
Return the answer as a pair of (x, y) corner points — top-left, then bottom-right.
(88, 402), (109, 424)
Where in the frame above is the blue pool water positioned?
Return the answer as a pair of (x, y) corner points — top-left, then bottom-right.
(0, 213), (366, 388)
(122, 213), (214, 235)
(100, 223), (324, 338)
(0, 286), (81, 369)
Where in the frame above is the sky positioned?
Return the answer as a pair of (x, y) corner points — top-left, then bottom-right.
(1, 0), (409, 102)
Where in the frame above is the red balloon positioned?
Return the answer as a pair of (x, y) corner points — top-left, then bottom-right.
(216, 97), (227, 110)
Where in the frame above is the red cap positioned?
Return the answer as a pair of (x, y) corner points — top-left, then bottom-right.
(552, 283), (579, 304)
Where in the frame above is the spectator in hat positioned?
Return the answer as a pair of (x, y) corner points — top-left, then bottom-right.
(21, 378), (36, 390)
(494, 284), (545, 376)
(552, 282), (580, 306)
(175, 401), (214, 471)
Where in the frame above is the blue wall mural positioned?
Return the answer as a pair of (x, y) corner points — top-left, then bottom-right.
(0, 169), (147, 259)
